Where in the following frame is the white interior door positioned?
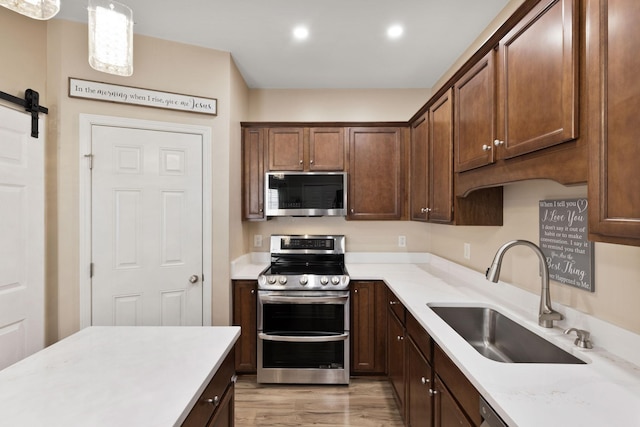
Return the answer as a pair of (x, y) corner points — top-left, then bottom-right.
(91, 125), (203, 326)
(0, 105), (44, 370)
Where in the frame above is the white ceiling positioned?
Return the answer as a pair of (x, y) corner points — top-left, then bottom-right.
(55, 0), (511, 89)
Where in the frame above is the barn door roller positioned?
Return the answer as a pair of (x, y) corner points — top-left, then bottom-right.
(0, 89), (49, 138)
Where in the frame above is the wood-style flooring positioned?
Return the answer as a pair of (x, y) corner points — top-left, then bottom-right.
(235, 376), (404, 427)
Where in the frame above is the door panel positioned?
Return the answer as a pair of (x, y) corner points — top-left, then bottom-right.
(0, 106), (44, 369)
(91, 126), (203, 326)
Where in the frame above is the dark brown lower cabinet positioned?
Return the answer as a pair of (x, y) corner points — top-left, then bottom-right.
(182, 349), (236, 427)
(406, 336), (433, 427)
(433, 345), (482, 427)
(351, 280), (387, 374)
(232, 280), (257, 373)
(386, 287), (483, 427)
(388, 305), (406, 416)
(434, 375), (472, 427)
(207, 385), (234, 427)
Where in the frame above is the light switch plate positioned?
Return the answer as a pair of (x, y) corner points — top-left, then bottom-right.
(464, 243), (471, 259)
(398, 235), (406, 248)
(254, 234), (263, 248)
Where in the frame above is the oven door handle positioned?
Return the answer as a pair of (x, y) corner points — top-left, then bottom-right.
(258, 294), (349, 304)
(258, 332), (349, 343)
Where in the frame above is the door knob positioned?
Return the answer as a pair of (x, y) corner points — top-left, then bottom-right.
(189, 275), (199, 284)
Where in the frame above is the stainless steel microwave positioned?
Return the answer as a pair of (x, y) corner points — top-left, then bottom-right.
(265, 172), (347, 217)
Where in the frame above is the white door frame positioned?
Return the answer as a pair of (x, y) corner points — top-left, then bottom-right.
(79, 114), (212, 329)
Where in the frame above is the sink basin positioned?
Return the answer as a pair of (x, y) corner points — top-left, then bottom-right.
(429, 305), (585, 364)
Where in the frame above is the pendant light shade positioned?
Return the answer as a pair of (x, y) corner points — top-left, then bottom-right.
(88, 0), (133, 76)
(0, 0), (60, 20)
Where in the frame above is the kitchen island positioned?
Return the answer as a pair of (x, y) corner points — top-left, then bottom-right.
(0, 326), (240, 427)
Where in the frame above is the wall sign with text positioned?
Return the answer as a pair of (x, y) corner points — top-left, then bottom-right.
(68, 78), (217, 116)
(539, 198), (594, 292)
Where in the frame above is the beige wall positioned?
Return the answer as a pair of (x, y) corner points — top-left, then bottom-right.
(230, 61), (250, 258)
(249, 88), (430, 122)
(0, 9), (47, 104)
(44, 20), (238, 340)
(0, 13), (245, 342)
(428, 180), (640, 334)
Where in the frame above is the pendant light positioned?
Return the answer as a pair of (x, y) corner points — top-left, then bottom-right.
(0, 0), (60, 20)
(88, 0), (133, 76)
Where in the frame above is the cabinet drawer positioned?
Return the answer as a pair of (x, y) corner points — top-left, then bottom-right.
(434, 345), (481, 426)
(406, 312), (432, 362)
(182, 349), (235, 426)
(386, 288), (405, 324)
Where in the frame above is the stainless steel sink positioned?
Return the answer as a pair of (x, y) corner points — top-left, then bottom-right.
(429, 305), (585, 364)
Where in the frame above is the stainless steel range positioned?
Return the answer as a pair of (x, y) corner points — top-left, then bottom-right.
(257, 234), (350, 385)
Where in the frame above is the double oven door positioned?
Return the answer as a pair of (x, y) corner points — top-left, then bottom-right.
(257, 290), (350, 384)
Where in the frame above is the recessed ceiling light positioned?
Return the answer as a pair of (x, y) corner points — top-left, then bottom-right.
(293, 26), (309, 40)
(387, 25), (404, 39)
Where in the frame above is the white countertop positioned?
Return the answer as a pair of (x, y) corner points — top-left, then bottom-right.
(232, 252), (640, 427)
(0, 326), (240, 427)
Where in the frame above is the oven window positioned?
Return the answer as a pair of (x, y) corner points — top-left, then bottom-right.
(262, 303), (345, 334)
(262, 340), (344, 369)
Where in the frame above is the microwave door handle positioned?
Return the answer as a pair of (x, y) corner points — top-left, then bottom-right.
(259, 294), (349, 305)
(258, 333), (349, 343)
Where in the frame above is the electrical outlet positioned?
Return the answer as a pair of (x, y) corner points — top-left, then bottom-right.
(398, 235), (406, 248)
(253, 234), (263, 248)
(464, 243), (471, 260)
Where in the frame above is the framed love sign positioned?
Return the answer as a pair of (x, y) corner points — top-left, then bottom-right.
(539, 198), (594, 292)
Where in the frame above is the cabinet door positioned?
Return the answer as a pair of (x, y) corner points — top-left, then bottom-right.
(268, 128), (304, 171)
(406, 337), (433, 427)
(232, 281), (257, 373)
(454, 50), (496, 172)
(429, 89), (454, 223)
(434, 376), (473, 427)
(410, 113), (429, 221)
(309, 127), (345, 171)
(242, 128), (265, 220)
(434, 345), (482, 426)
(206, 384), (234, 427)
(183, 350), (235, 427)
(587, 0), (640, 244)
(348, 127), (405, 220)
(351, 281), (387, 374)
(388, 308), (405, 415)
(498, 0), (578, 158)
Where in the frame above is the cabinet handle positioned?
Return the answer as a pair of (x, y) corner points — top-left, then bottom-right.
(299, 159), (303, 164)
(389, 301), (400, 305)
(397, 335), (404, 341)
(310, 159), (314, 164)
(494, 139), (504, 146)
(250, 289), (255, 294)
(350, 208), (354, 214)
(205, 396), (220, 406)
(482, 144), (492, 151)
(429, 389), (438, 396)
(354, 289), (358, 293)
(421, 377), (430, 385)
(420, 207), (427, 213)
(231, 375), (238, 384)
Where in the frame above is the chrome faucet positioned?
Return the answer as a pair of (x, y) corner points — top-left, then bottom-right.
(486, 240), (563, 328)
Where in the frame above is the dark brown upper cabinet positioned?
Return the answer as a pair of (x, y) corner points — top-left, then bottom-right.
(267, 127), (345, 172)
(348, 127), (406, 220)
(497, 0), (578, 158)
(454, 49), (497, 173)
(586, 0), (640, 246)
